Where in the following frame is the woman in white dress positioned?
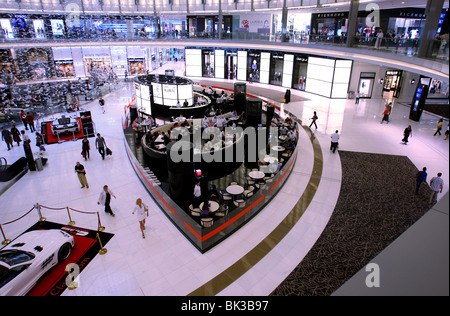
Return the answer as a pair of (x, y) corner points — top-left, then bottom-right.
(132, 198), (149, 238)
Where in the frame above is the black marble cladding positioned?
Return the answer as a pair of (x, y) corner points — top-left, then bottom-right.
(123, 120), (298, 253)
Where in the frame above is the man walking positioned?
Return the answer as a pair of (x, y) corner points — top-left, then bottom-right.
(1, 127), (13, 150)
(20, 110), (28, 130)
(98, 185), (116, 217)
(429, 172), (444, 206)
(95, 133), (107, 160)
(26, 112), (35, 132)
(75, 161), (89, 189)
(99, 97), (105, 114)
(330, 130), (340, 153)
(415, 167), (427, 195)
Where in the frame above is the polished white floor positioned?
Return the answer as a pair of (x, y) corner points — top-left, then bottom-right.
(0, 63), (448, 296)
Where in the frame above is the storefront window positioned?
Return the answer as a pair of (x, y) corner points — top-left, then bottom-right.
(387, 18), (426, 39)
(247, 50), (260, 83)
(33, 20), (46, 39)
(0, 19), (13, 39)
(292, 55), (308, 91)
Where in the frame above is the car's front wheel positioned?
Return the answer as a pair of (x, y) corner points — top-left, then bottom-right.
(58, 243), (73, 262)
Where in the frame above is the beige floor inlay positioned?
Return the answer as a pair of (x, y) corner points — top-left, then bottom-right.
(188, 126), (323, 296)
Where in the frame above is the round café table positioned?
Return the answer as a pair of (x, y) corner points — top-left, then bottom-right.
(226, 184), (244, 195)
(199, 201), (220, 212)
(263, 156), (278, 164)
(272, 145), (285, 152)
(248, 170), (265, 180)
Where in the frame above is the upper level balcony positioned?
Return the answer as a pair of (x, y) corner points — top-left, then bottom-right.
(1, 30), (448, 81)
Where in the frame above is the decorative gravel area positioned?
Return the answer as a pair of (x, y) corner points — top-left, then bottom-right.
(270, 150), (433, 296)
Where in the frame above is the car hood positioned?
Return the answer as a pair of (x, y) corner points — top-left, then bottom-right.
(1, 230), (73, 255)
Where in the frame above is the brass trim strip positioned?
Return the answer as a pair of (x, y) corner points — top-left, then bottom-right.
(188, 126), (324, 296)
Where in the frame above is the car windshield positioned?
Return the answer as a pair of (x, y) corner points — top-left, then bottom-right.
(0, 250), (35, 266)
(0, 264), (30, 289)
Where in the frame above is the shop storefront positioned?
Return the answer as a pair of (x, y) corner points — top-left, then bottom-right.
(128, 58), (145, 75)
(187, 15), (233, 37)
(292, 54), (308, 91)
(19, 48), (54, 80)
(310, 11), (348, 43)
(357, 72), (376, 98)
(54, 60), (75, 77)
(84, 57), (112, 77)
(50, 19), (65, 37)
(202, 49), (215, 78)
(383, 69), (403, 99)
(225, 49), (238, 80)
(247, 50), (261, 83)
(270, 52), (284, 86)
(0, 18), (14, 39)
(33, 19), (46, 39)
(310, 7), (427, 44)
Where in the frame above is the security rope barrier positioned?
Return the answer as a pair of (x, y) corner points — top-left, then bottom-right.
(0, 203), (107, 255)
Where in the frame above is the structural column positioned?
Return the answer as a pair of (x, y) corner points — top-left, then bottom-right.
(218, 0), (223, 40)
(418, 0), (445, 58)
(281, 0), (288, 42)
(346, 0), (360, 48)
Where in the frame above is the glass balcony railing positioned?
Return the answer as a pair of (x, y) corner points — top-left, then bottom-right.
(1, 29), (448, 64)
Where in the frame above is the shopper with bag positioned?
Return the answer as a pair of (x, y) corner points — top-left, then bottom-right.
(81, 136), (90, 160)
(95, 133), (107, 160)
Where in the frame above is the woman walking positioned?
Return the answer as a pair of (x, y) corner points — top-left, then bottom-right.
(433, 118), (443, 136)
(402, 125), (412, 144)
(82, 136), (90, 160)
(132, 198), (149, 239)
(97, 185), (116, 217)
(380, 106), (390, 124)
(10, 125), (21, 146)
(309, 111), (318, 129)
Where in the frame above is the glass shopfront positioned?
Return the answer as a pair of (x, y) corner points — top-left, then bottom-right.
(202, 49), (215, 78)
(55, 60), (75, 77)
(292, 54), (308, 91)
(358, 72), (376, 98)
(128, 58), (145, 75)
(270, 52), (284, 86)
(225, 49), (238, 80)
(383, 69), (403, 99)
(84, 57), (112, 77)
(247, 50), (261, 83)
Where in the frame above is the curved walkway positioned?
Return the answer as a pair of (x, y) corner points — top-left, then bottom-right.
(0, 68), (448, 295)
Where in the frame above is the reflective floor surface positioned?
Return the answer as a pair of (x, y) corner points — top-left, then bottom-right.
(0, 61), (448, 296)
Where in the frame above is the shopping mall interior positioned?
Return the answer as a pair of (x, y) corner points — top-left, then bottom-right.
(0, 0), (448, 297)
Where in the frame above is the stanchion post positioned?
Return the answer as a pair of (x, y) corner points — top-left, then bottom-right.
(96, 232), (107, 255)
(36, 203), (46, 222)
(97, 212), (105, 232)
(66, 207), (75, 226)
(0, 224), (11, 246)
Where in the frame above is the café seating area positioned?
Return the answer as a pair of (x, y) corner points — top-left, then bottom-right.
(187, 116), (298, 228)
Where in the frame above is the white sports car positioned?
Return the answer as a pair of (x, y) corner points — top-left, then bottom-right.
(51, 116), (80, 136)
(0, 229), (75, 296)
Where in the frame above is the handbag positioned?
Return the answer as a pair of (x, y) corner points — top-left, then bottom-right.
(106, 147), (112, 156)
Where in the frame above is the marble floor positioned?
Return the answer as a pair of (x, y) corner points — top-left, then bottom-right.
(0, 62), (448, 296)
